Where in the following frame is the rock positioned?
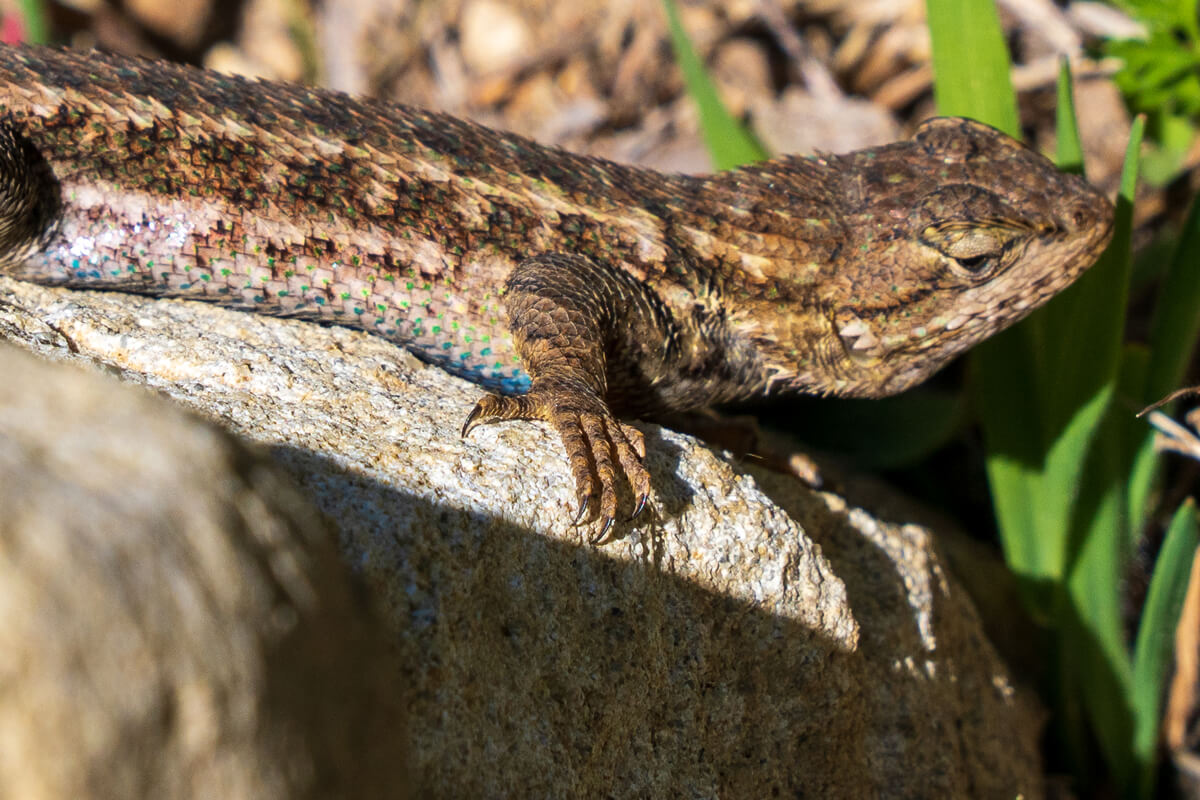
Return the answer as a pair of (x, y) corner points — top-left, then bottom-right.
(0, 278), (1045, 798)
(0, 341), (407, 799)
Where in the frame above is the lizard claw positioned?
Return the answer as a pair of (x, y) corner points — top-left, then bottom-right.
(461, 403), (483, 438)
(572, 495), (593, 527)
(629, 493), (649, 521)
(591, 516), (617, 545)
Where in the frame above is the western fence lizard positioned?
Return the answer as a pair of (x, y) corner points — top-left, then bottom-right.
(0, 45), (1113, 539)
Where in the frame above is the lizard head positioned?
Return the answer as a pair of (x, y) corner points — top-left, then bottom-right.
(819, 116), (1113, 397)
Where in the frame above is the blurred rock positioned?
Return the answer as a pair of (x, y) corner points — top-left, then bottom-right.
(0, 343), (407, 800)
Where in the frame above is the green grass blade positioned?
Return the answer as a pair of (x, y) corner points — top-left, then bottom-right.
(1131, 500), (1198, 797)
(661, 0), (767, 169)
(1036, 115), (1140, 478)
(1129, 189), (1200, 532)
(925, 0), (1019, 136)
(927, 0), (1054, 591)
(1056, 60), (1084, 173)
(12, 0), (47, 43)
(1063, 409), (1134, 788)
(976, 116), (1141, 611)
(1143, 193), (1200, 403)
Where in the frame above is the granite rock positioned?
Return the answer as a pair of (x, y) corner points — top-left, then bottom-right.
(0, 278), (1044, 798)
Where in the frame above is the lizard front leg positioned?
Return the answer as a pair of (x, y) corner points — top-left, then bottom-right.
(461, 253), (655, 541)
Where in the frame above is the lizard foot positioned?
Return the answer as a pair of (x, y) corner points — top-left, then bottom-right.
(462, 388), (651, 542)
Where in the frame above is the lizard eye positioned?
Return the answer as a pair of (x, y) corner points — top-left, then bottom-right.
(921, 224), (1020, 281)
(952, 253), (993, 273)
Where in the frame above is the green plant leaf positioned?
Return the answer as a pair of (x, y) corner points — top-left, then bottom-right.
(925, 0), (1019, 136)
(1056, 60), (1084, 173)
(1131, 500), (1198, 797)
(12, 0), (47, 43)
(1128, 185), (1200, 530)
(660, 0), (767, 169)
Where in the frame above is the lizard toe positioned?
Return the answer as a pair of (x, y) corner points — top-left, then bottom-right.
(578, 413), (621, 524)
(612, 421), (651, 517)
(461, 392), (540, 437)
(561, 411), (651, 541)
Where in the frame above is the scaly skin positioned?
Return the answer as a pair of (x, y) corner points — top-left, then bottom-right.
(0, 45), (1114, 539)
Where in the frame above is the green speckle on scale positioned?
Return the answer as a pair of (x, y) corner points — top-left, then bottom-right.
(340, 292), (350, 300)
(220, 268), (232, 276)
(406, 281), (414, 290)
(353, 307), (364, 315)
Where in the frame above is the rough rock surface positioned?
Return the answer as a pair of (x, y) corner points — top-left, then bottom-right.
(0, 278), (1044, 798)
